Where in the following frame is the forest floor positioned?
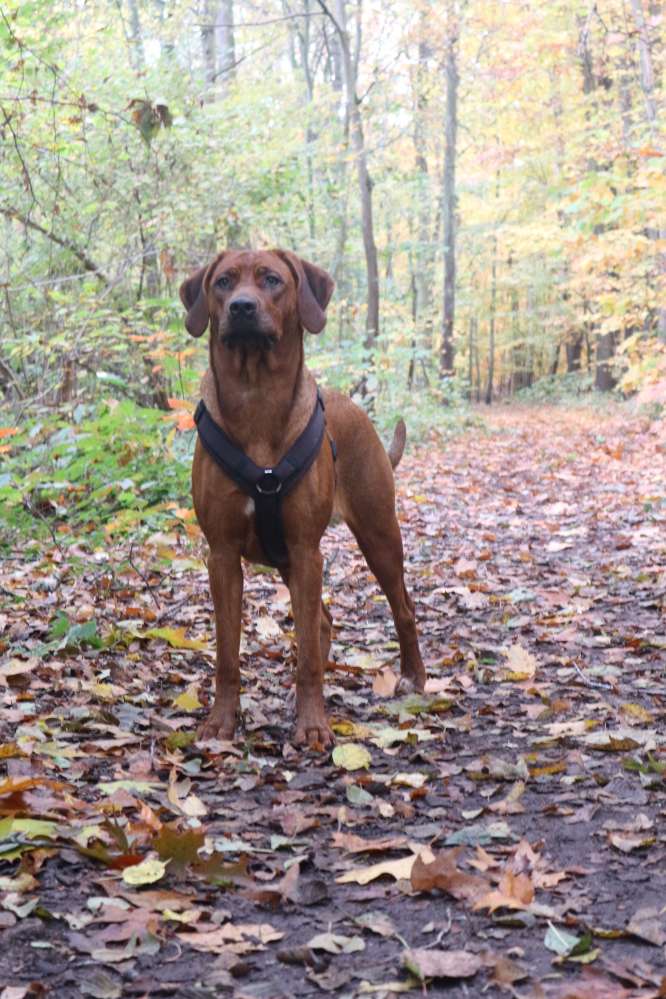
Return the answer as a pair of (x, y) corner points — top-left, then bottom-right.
(1, 403), (665, 999)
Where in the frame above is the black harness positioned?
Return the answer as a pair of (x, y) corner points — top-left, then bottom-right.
(194, 389), (335, 568)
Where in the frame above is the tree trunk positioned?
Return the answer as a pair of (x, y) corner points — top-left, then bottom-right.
(413, 8), (433, 338)
(485, 244), (497, 405)
(290, 0), (317, 241)
(484, 167), (500, 405)
(215, 0), (236, 92)
(474, 333), (481, 402)
(327, 21), (350, 307)
(126, 0), (146, 71)
(629, 0), (666, 341)
(467, 316), (477, 400)
(154, 0), (176, 60)
(200, 0), (217, 95)
(595, 332), (617, 391)
(565, 335), (584, 372)
(324, 0), (380, 347)
(440, 6), (459, 378)
(630, 0), (658, 126)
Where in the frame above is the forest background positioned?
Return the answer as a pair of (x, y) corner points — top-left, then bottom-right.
(0, 0), (664, 547)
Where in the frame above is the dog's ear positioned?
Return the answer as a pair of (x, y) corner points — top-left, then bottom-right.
(179, 254), (226, 337)
(276, 251), (335, 334)
(179, 266), (209, 337)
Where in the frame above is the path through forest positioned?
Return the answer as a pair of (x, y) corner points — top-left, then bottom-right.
(0, 404), (665, 999)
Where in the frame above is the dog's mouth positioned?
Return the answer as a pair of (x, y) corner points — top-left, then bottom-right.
(220, 321), (278, 351)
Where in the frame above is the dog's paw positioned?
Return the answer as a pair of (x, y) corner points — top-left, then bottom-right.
(294, 715), (335, 751)
(197, 711), (236, 742)
(395, 670), (426, 696)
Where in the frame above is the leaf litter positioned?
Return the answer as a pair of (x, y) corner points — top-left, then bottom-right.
(0, 405), (665, 997)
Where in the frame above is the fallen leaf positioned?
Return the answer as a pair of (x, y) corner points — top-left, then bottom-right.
(372, 667), (398, 697)
(625, 906), (666, 946)
(411, 849), (490, 904)
(332, 743), (372, 771)
(404, 948), (482, 981)
(331, 831), (408, 854)
(473, 870), (535, 912)
(173, 685), (202, 711)
(178, 922), (284, 953)
(307, 931), (365, 954)
(141, 626), (208, 651)
(336, 853), (419, 885)
(353, 911), (397, 938)
(122, 858), (167, 886)
(502, 644), (537, 681)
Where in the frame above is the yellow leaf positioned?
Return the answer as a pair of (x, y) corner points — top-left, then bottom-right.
(620, 703), (652, 725)
(332, 744), (372, 771)
(122, 858), (167, 885)
(90, 682), (115, 700)
(331, 720), (356, 737)
(173, 685), (202, 712)
(143, 627), (208, 651)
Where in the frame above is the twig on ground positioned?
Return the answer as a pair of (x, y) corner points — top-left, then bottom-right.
(128, 539), (161, 610)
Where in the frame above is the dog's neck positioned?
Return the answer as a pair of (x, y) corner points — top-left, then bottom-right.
(202, 328), (316, 458)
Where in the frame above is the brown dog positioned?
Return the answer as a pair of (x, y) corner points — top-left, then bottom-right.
(180, 249), (425, 748)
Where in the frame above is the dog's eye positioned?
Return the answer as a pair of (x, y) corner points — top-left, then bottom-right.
(265, 274), (281, 288)
(216, 274), (231, 289)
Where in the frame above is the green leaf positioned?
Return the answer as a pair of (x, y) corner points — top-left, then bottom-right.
(543, 922), (581, 956)
(444, 822), (512, 847)
(346, 784), (373, 806)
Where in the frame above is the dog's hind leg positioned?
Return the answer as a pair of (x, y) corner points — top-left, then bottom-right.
(353, 519), (425, 691)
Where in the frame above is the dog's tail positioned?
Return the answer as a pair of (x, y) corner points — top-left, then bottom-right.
(387, 418), (407, 470)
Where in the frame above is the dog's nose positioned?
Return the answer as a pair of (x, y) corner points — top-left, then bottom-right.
(229, 297), (258, 319)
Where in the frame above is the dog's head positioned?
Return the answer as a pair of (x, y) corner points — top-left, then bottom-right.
(179, 249), (334, 348)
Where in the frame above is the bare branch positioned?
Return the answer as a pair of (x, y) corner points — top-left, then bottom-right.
(0, 206), (109, 284)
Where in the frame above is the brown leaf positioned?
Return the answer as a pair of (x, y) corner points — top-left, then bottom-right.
(178, 922), (284, 954)
(473, 870), (535, 913)
(330, 831), (408, 854)
(404, 948), (482, 981)
(372, 667), (398, 697)
(243, 861), (301, 908)
(410, 849), (491, 904)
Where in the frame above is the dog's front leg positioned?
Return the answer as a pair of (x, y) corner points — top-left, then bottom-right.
(287, 549), (334, 749)
(199, 550), (243, 741)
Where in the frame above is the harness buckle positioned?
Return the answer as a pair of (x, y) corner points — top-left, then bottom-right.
(256, 469), (283, 495)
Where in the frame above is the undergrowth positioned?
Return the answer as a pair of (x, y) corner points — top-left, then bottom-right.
(0, 399), (193, 553)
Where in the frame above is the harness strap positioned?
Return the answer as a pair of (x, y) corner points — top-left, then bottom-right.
(194, 389), (332, 567)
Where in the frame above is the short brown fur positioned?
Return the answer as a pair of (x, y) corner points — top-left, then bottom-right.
(181, 249), (425, 748)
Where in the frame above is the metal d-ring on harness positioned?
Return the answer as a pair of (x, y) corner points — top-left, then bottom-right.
(193, 388), (336, 568)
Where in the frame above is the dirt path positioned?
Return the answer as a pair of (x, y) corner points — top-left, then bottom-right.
(1, 404), (665, 998)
